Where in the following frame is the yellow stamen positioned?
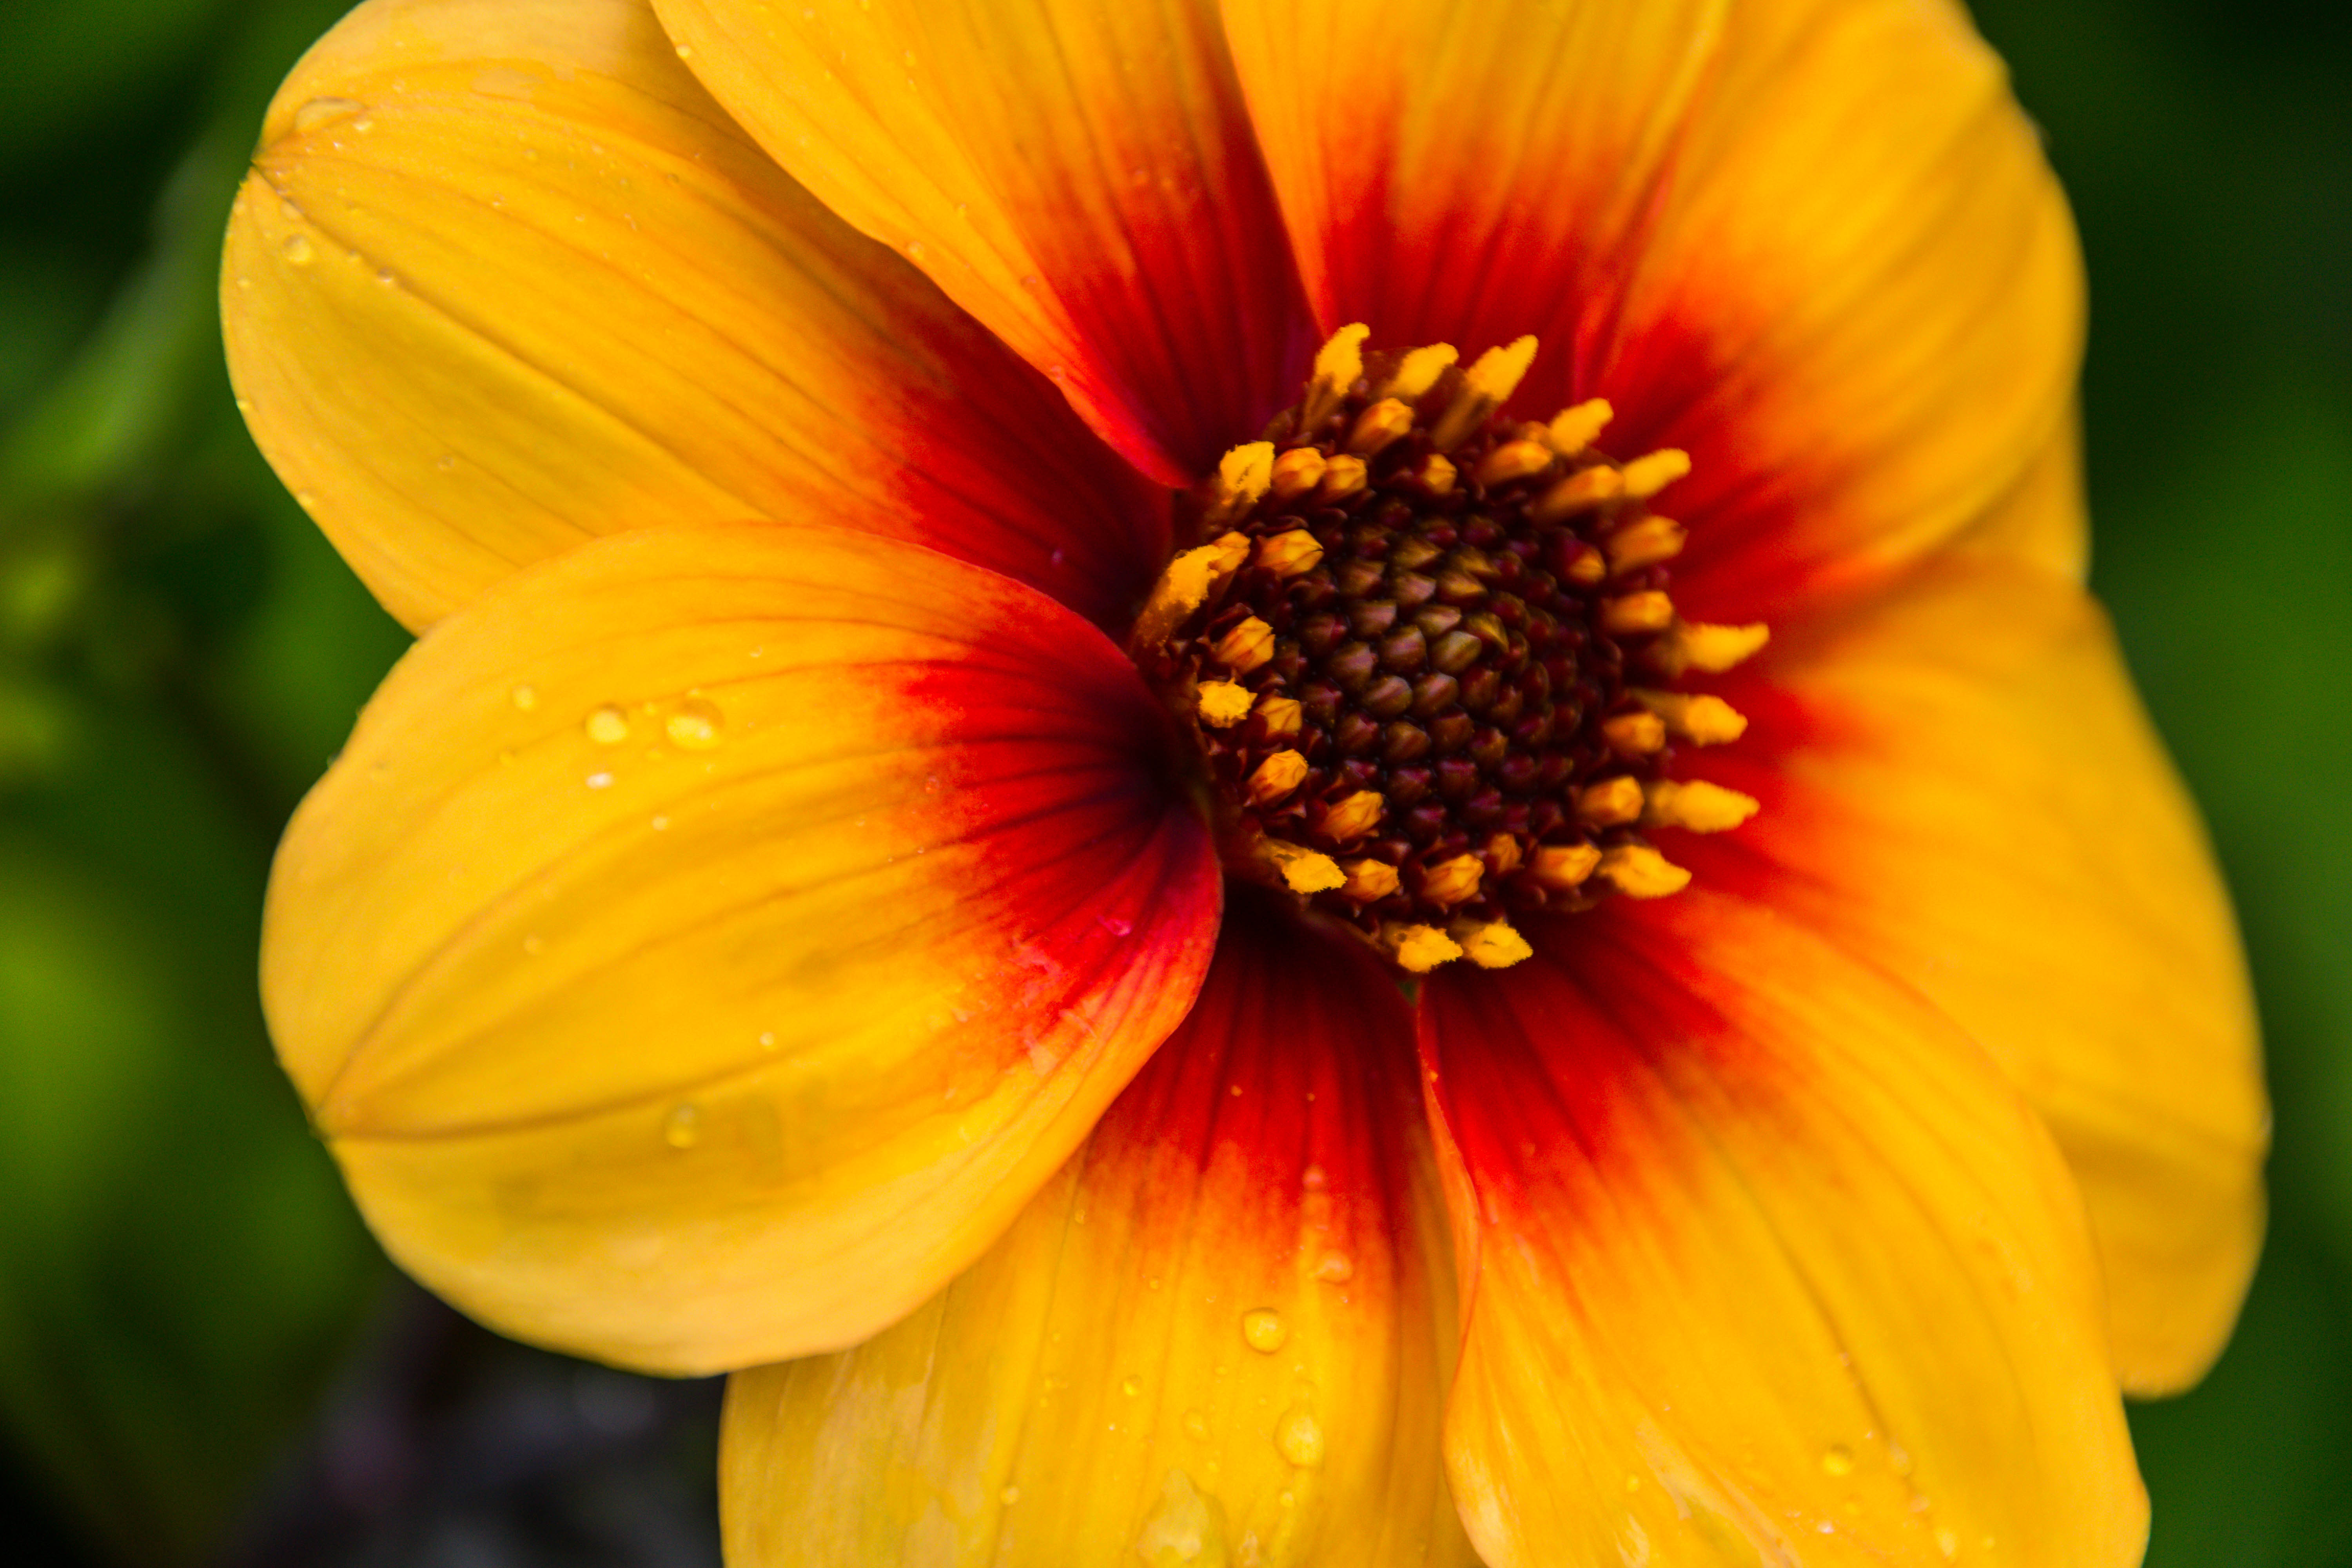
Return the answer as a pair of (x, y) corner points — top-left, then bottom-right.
(1530, 465), (1623, 523)
(1301, 323), (1369, 428)
(1316, 454), (1368, 502)
(1256, 529), (1324, 577)
(1380, 343), (1458, 401)
(1545, 398), (1613, 456)
(1269, 445), (1328, 501)
(1660, 621), (1771, 675)
(1196, 680), (1255, 728)
(1264, 838), (1347, 895)
(1644, 779), (1761, 833)
(1406, 453), (1457, 496)
(1484, 833), (1523, 876)
(1473, 438), (1555, 488)
(1247, 748), (1310, 806)
(1561, 541), (1606, 585)
(1343, 858), (1401, 901)
(1430, 335), (1537, 450)
(1633, 690), (1749, 745)
(1214, 615), (1276, 672)
(1132, 531), (1248, 648)
(1619, 448), (1691, 500)
(1603, 515), (1686, 574)
(1201, 441), (1276, 528)
(1388, 923), (1464, 974)
(1601, 711), (1667, 757)
(1319, 789), (1386, 841)
(1530, 842), (1602, 891)
(1601, 591), (1675, 635)
(1347, 398), (1416, 456)
(1254, 695), (1303, 741)
(1455, 919), (1534, 970)
(1575, 775), (1645, 826)
(1418, 852), (1485, 907)
(1598, 843), (1691, 899)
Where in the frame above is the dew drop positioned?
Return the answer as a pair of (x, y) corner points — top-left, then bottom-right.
(586, 704), (630, 744)
(1240, 1309), (1287, 1353)
(585, 771), (614, 789)
(1134, 1470), (1218, 1564)
(1182, 1409), (1210, 1441)
(1122, 1376), (1142, 1397)
(1301, 1163), (1328, 1191)
(1936, 1527), (1960, 1560)
(663, 1103), (701, 1148)
(759, 1031), (777, 1050)
(1275, 1406), (1324, 1468)
(511, 684), (538, 710)
(1000, 1485), (1020, 1506)
(665, 697), (724, 750)
(1821, 1444), (1855, 1478)
(1311, 1250), (1354, 1283)
(281, 234), (314, 265)
(293, 96), (365, 134)
(650, 814), (670, 831)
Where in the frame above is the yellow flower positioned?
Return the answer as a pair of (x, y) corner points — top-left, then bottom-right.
(224, 0), (2266, 1562)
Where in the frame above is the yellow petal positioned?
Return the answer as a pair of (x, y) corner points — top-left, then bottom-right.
(1700, 543), (2265, 1393)
(1224, 0), (2082, 615)
(723, 897), (1473, 1566)
(266, 524), (1221, 1372)
(225, 0), (1163, 630)
(1422, 892), (2143, 1566)
(653, 0), (1316, 484)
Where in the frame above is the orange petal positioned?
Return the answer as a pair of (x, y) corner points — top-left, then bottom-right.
(265, 524), (1220, 1373)
(1224, 0), (2081, 616)
(1690, 544), (2265, 1395)
(653, 0), (1316, 485)
(722, 894), (1473, 1566)
(1420, 891), (2143, 1567)
(225, 0), (1165, 631)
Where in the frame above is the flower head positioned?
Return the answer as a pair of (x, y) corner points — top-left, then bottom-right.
(225, 0), (2266, 1562)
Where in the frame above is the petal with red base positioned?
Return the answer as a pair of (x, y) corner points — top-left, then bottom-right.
(723, 894), (1473, 1567)
(1685, 543), (2265, 1395)
(1224, 0), (2080, 619)
(225, 0), (1164, 631)
(1421, 891), (2142, 1567)
(653, 0), (1317, 485)
(266, 524), (1220, 1374)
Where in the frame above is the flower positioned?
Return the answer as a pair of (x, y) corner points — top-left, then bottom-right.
(224, 0), (2267, 1561)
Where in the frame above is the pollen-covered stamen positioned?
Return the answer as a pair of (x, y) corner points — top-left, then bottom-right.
(1134, 326), (1769, 973)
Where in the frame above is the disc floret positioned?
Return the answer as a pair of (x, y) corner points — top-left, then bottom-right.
(1134, 328), (1767, 973)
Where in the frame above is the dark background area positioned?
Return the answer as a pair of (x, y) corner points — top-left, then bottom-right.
(0, 0), (2343, 1562)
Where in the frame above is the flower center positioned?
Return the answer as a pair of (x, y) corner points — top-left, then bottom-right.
(1133, 328), (1768, 974)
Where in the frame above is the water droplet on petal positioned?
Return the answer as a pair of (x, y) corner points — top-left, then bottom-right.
(1312, 1250), (1353, 1283)
(999, 1485), (1019, 1506)
(1821, 1444), (1855, 1477)
(281, 234), (314, 265)
(1182, 1409), (1210, 1441)
(511, 684), (537, 710)
(663, 1103), (701, 1148)
(1122, 1376), (1142, 1397)
(293, 96), (365, 134)
(665, 697), (724, 749)
(1275, 1406), (1324, 1468)
(1134, 1470), (1218, 1564)
(1301, 1163), (1328, 1191)
(1240, 1309), (1286, 1353)
(586, 704), (630, 744)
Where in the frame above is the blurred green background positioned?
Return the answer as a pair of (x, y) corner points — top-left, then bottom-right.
(0, 0), (2342, 1562)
